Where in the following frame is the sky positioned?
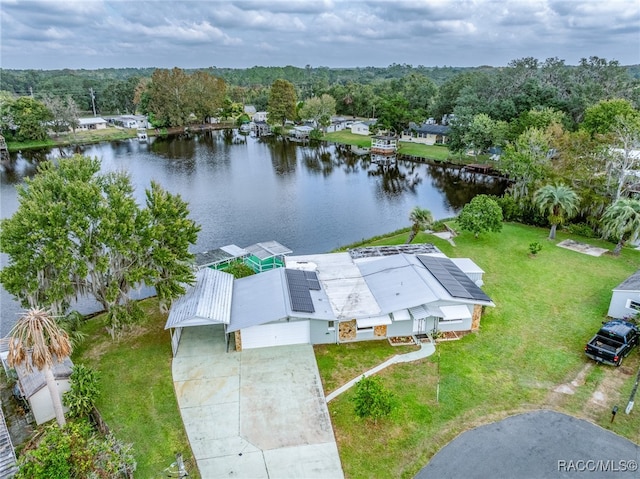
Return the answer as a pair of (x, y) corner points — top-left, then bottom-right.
(1, 0), (639, 70)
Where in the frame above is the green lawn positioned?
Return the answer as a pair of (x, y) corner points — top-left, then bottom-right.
(319, 223), (640, 478)
(396, 141), (453, 162)
(72, 299), (199, 479)
(323, 130), (373, 147)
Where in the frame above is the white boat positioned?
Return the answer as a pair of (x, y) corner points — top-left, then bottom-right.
(137, 128), (148, 142)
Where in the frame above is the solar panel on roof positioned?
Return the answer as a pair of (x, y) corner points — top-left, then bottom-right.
(285, 269), (315, 313)
(304, 271), (321, 290)
(417, 255), (491, 302)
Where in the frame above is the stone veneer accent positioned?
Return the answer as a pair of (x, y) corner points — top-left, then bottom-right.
(471, 305), (482, 331)
(339, 319), (357, 341)
(235, 331), (242, 351)
(374, 325), (387, 337)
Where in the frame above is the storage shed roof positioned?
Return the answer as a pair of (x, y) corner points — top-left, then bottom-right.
(14, 355), (73, 398)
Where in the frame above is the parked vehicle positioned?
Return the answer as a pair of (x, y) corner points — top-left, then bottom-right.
(585, 320), (639, 366)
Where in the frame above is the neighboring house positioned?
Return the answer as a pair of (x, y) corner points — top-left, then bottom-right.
(326, 116), (348, 133)
(401, 122), (450, 145)
(77, 117), (108, 131)
(252, 111), (268, 122)
(111, 115), (149, 129)
(608, 270), (640, 319)
(165, 244), (494, 354)
(290, 125), (315, 139)
(351, 120), (376, 136)
(244, 105), (257, 116)
(13, 356), (73, 425)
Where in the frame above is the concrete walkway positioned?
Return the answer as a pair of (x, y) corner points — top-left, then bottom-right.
(326, 339), (436, 402)
(172, 325), (343, 478)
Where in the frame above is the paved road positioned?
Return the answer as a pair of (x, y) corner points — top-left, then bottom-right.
(416, 410), (640, 479)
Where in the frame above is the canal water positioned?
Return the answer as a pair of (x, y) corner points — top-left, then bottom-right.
(0, 130), (507, 335)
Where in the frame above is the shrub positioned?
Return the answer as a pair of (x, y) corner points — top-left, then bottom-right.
(492, 194), (521, 222)
(565, 222), (597, 238)
(528, 242), (543, 256)
(64, 364), (100, 419)
(15, 420), (136, 479)
(352, 376), (395, 423)
(224, 261), (256, 278)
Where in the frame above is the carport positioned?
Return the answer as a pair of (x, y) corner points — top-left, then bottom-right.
(164, 268), (234, 356)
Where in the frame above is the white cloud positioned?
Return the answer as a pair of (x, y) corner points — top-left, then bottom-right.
(0, 0), (637, 69)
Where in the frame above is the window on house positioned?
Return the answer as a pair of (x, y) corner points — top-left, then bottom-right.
(328, 321), (335, 330)
(438, 316), (463, 324)
(626, 299), (640, 311)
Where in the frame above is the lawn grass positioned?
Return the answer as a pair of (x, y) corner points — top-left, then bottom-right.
(319, 223), (640, 478)
(72, 299), (199, 479)
(396, 141), (453, 162)
(323, 130), (373, 147)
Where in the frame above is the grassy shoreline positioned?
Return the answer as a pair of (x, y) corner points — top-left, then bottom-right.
(68, 223), (639, 478)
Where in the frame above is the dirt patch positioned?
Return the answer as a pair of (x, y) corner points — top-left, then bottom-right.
(557, 239), (608, 257)
(585, 365), (633, 415)
(545, 363), (593, 408)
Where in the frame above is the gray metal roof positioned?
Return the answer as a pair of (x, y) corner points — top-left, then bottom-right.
(614, 270), (640, 291)
(165, 268), (234, 329)
(0, 407), (17, 478)
(357, 254), (439, 313)
(227, 268), (335, 333)
(14, 355), (73, 399)
(244, 241), (292, 260)
(227, 269), (288, 332)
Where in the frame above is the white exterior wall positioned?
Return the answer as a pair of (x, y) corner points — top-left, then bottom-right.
(350, 123), (370, 135)
(608, 290), (640, 319)
(29, 379), (71, 425)
(400, 132), (439, 145)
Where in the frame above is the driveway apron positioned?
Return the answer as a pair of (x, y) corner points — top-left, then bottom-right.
(172, 325), (343, 478)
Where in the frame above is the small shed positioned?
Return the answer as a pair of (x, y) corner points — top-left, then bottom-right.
(14, 356), (73, 425)
(608, 270), (640, 319)
(164, 268), (234, 356)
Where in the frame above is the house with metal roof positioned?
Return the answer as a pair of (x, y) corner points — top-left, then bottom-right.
(77, 117), (108, 131)
(166, 244), (494, 353)
(400, 122), (451, 145)
(608, 270), (640, 319)
(350, 120), (376, 136)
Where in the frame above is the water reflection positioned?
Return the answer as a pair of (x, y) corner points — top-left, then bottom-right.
(426, 163), (506, 210)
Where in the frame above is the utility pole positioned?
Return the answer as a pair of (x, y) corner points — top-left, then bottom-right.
(89, 88), (97, 116)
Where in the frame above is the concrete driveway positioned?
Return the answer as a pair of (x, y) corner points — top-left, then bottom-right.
(172, 325), (343, 478)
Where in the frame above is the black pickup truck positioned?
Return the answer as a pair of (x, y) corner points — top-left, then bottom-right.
(584, 320), (639, 366)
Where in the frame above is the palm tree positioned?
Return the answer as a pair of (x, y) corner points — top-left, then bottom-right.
(407, 206), (433, 243)
(7, 308), (72, 427)
(533, 183), (580, 239)
(601, 198), (640, 256)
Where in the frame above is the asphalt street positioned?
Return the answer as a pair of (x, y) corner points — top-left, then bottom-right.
(416, 410), (640, 479)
